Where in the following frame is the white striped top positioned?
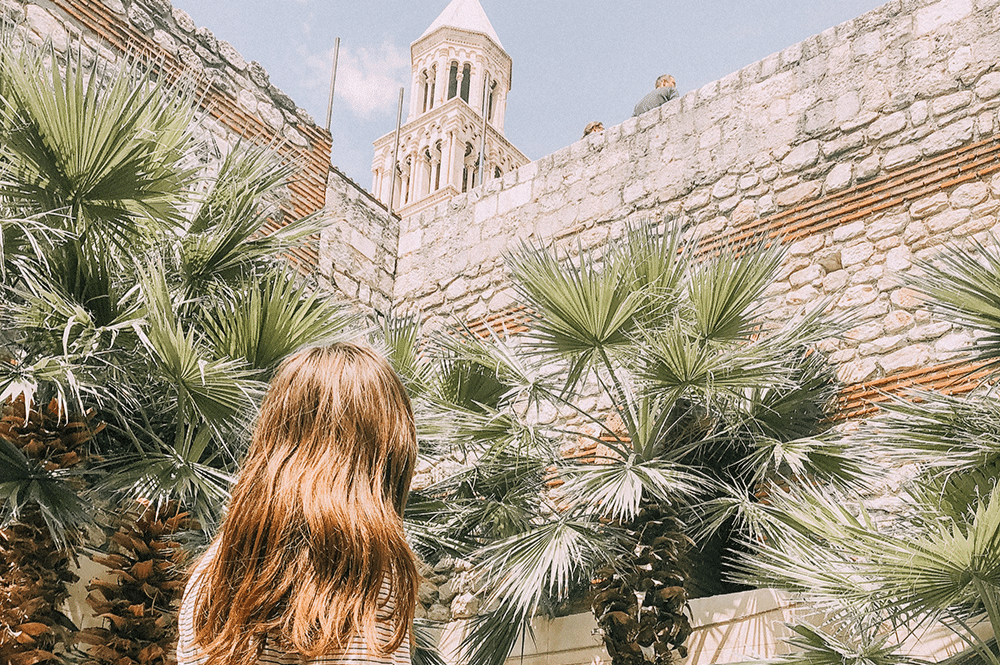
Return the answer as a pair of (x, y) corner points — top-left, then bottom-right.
(177, 543), (410, 665)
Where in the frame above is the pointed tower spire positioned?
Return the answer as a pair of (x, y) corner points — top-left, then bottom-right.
(370, 0), (528, 219)
(421, 0), (502, 49)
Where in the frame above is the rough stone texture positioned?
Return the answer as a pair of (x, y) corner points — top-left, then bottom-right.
(392, 0), (1000, 399)
(322, 169), (398, 316)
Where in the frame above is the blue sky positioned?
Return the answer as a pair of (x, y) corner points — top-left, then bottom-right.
(179, 1), (889, 189)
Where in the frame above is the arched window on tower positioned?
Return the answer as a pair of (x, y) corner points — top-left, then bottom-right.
(433, 141), (443, 191)
(487, 80), (497, 122)
(447, 62), (459, 100)
(460, 63), (471, 103)
(420, 70), (429, 114)
(461, 143), (475, 192)
(428, 64), (437, 110)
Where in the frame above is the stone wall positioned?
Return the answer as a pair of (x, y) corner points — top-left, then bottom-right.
(394, 0), (1000, 400)
(322, 167), (399, 316)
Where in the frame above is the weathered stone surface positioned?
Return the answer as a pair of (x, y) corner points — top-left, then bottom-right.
(884, 145), (920, 170)
(838, 358), (880, 384)
(172, 7), (195, 32)
(218, 40), (246, 70)
(975, 72), (1000, 100)
(26, 6), (68, 51)
(932, 91), (973, 117)
(127, 5), (154, 33)
(920, 118), (975, 155)
(833, 221), (865, 243)
(868, 112), (907, 140)
(950, 182), (989, 208)
(927, 209), (971, 233)
(910, 193), (949, 219)
(782, 141), (820, 171)
(867, 214), (907, 241)
(883, 310), (915, 332)
(916, 0), (973, 36)
(838, 284), (879, 308)
(775, 181), (821, 207)
(825, 162), (853, 192)
(841, 242), (875, 267)
(879, 344), (932, 372)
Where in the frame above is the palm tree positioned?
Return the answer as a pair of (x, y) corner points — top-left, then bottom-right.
(386, 223), (859, 665)
(733, 235), (1000, 664)
(0, 35), (357, 653)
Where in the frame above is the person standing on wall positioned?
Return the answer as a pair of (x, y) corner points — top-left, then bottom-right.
(633, 74), (678, 116)
(177, 342), (419, 665)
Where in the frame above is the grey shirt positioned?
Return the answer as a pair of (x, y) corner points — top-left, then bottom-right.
(632, 86), (678, 116)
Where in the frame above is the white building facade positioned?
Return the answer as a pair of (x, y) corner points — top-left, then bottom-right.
(371, 0), (529, 218)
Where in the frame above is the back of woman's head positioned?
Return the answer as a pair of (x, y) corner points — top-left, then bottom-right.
(193, 342), (418, 665)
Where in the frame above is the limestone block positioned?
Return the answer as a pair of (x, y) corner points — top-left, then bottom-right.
(975, 72), (1000, 100)
(935, 332), (973, 353)
(817, 248), (843, 272)
(979, 110), (996, 137)
(790, 265), (824, 288)
(838, 358), (880, 384)
(498, 182), (532, 215)
(920, 118), (975, 156)
(909, 322), (952, 341)
(890, 287), (924, 308)
(451, 593), (480, 619)
(823, 270), (849, 293)
(860, 335), (907, 355)
(885, 145), (921, 170)
(836, 91), (861, 125)
(173, 7), (195, 32)
(684, 188), (712, 212)
(825, 163), (853, 192)
(786, 285), (820, 305)
(916, 0), (973, 35)
(332, 272), (358, 298)
(236, 89), (258, 115)
(177, 45), (200, 70)
(739, 174), (760, 190)
(843, 111), (879, 133)
(248, 61), (270, 88)
(26, 6), (68, 52)
(867, 214), (908, 241)
(758, 194), (776, 214)
(781, 141), (820, 172)
(427, 604), (450, 622)
(846, 323), (884, 342)
(950, 182), (989, 208)
(886, 245), (913, 271)
(350, 230), (377, 261)
(217, 40), (246, 71)
(910, 193), (949, 219)
(841, 242), (876, 267)
(713, 175), (738, 200)
(152, 29), (177, 54)
(993, 172), (1000, 198)
(829, 349), (857, 364)
(833, 221), (866, 243)
(838, 284), (879, 308)
(857, 154), (882, 180)
(910, 101), (929, 126)
(127, 5), (154, 33)
(103, 0), (126, 14)
(775, 181), (821, 207)
(283, 126), (308, 148)
(884, 310), (915, 332)
(876, 236), (902, 252)
(822, 132), (865, 158)
(927, 209), (971, 233)
(933, 91), (974, 117)
(851, 264), (884, 285)
(789, 235), (825, 257)
(868, 112), (907, 140)
(731, 200), (757, 226)
(879, 344), (932, 372)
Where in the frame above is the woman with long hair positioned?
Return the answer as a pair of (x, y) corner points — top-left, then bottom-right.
(177, 342), (419, 665)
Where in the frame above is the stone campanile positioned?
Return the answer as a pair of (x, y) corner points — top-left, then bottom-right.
(371, 0), (528, 218)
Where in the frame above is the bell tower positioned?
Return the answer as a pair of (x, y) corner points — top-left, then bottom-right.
(371, 0), (528, 218)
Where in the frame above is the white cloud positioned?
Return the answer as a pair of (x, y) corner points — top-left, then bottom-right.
(300, 41), (409, 120)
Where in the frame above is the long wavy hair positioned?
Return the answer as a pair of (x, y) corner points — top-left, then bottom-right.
(191, 342), (418, 665)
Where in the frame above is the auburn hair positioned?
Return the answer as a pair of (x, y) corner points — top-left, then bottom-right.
(191, 342), (418, 665)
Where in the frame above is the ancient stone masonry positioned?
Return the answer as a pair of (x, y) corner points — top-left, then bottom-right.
(394, 0), (1000, 407)
(323, 168), (400, 315)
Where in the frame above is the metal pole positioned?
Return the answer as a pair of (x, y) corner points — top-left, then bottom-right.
(324, 37), (341, 132)
(387, 87), (404, 217)
(477, 72), (489, 188)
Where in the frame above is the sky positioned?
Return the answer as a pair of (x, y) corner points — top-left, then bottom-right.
(178, 1), (890, 190)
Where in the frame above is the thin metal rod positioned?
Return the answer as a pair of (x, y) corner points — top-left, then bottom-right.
(324, 37), (341, 132)
(387, 87), (405, 217)
(477, 72), (489, 188)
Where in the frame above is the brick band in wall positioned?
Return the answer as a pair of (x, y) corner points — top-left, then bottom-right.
(50, 0), (331, 269)
(703, 135), (1000, 255)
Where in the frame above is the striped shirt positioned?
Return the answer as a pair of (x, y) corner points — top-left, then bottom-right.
(177, 543), (410, 665)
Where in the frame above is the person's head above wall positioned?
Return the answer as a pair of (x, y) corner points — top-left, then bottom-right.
(656, 74), (676, 89)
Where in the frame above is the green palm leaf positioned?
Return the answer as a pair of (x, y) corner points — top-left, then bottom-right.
(0, 435), (92, 549)
(200, 268), (356, 376)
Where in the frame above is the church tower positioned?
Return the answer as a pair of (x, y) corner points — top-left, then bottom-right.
(371, 0), (528, 218)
